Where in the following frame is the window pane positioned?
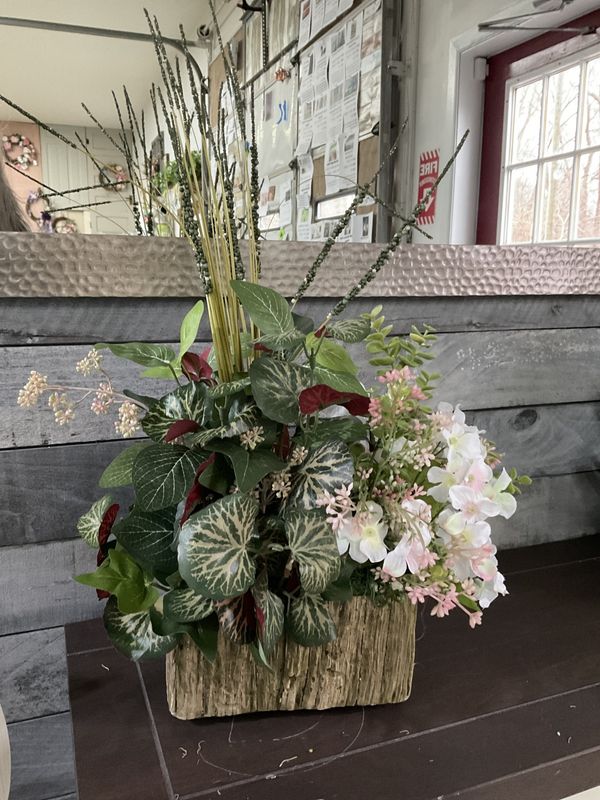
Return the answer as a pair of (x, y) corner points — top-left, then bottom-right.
(510, 80), (543, 163)
(505, 165), (538, 243)
(540, 158), (573, 241)
(544, 65), (580, 156)
(582, 57), (600, 149)
(576, 151), (600, 239)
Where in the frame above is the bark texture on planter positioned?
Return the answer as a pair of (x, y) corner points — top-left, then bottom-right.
(166, 598), (417, 720)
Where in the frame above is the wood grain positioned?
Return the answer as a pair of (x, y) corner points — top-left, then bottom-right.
(0, 629), (68, 724)
(7, 713), (76, 800)
(167, 597), (417, 719)
(0, 540), (101, 636)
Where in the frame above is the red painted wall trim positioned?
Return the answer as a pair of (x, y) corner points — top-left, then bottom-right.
(476, 8), (600, 244)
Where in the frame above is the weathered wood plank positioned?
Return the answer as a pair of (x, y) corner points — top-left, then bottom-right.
(2, 296), (600, 345)
(1, 343), (182, 448)
(0, 628), (68, 723)
(8, 713), (76, 800)
(0, 439), (135, 547)
(0, 539), (101, 636)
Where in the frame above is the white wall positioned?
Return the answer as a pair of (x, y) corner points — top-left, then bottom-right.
(412, 0), (600, 244)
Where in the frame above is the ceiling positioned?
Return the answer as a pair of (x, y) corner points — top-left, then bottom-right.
(0, 1), (230, 128)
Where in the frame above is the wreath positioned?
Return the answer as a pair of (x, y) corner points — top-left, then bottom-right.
(52, 216), (78, 234)
(25, 189), (50, 222)
(2, 133), (38, 171)
(98, 163), (129, 192)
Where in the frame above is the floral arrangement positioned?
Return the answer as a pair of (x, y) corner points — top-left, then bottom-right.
(16, 8), (529, 666)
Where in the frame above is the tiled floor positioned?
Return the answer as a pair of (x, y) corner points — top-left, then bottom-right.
(66, 535), (600, 800)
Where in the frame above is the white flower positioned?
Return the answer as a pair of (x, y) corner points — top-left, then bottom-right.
(483, 469), (517, 519)
(476, 568), (508, 609)
(382, 539), (410, 578)
(239, 425), (265, 451)
(340, 502), (388, 564)
(448, 485), (500, 523)
(75, 349), (103, 375)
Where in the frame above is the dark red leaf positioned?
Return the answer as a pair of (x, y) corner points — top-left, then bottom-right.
(96, 503), (119, 599)
(253, 343), (273, 353)
(179, 455), (216, 526)
(314, 326), (330, 339)
(181, 351), (213, 382)
(165, 419), (200, 442)
(299, 384), (370, 416)
(276, 425), (291, 460)
(216, 592), (257, 644)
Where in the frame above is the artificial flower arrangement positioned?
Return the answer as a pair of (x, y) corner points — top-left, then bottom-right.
(15, 8), (529, 702)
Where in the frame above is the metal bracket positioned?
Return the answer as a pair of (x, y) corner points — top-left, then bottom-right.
(387, 60), (408, 78)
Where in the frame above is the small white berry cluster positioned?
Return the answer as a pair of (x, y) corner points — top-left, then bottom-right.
(17, 371), (48, 407)
(75, 349), (103, 376)
(115, 402), (142, 438)
(239, 425), (265, 451)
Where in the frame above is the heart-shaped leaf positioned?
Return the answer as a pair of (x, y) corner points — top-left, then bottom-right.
(231, 280), (294, 335)
(313, 367), (367, 396)
(99, 442), (151, 488)
(165, 419), (200, 442)
(77, 495), (114, 547)
(114, 506), (179, 576)
(288, 440), (354, 510)
(286, 595), (337, 647)
(208, 440), (285, 493)
(97, 342), (176, 370)
(163, 587), (214, 623)
(132, 444), (204, 511)
(178, 493), (259, 600)
(142, 382), (210, 443)
(178, 300), (205, 361)
(208, 377), (251, 398)
(76, 549), (159, 614)
(301, 416), (369, 446)
(299, 385), (370, 416)
(249, 357), (310, 424)
(326, 317), (370, 343)
(190, 402), (258, 448)
(182, 351), (213, 382)
(285, 510), (340, 595)
(258, 328), (306, 351)
(252, 574), (284, 655)
(306, 334), (358, 375)
(103, 597), (178, 660)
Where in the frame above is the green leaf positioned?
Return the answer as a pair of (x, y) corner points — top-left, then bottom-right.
(208, 440), (285, 493)
(285, 510), (340, 595)
(103, 596), (178, 660)
(231, 280), (294, 335)
(313, 367), (367, 396)
(123, 389), (158, 408)
(307, 417), (369, 446)
(197, 455), (234, 495)
(292, 312), (314, 335)
(306, 334), (358, 375)
(189, 402), (258, 448)
(114, 506), (179, 576)
(178, 300), (205, 361)
(76, 495), (114, 547)
(252, 577), (284, 655)
(322, 576), (353, 603)
(75, 549), (159, 613)
(99, 442), (151, 488)
(288, 440), (354, 511)
(258, 328), (306, 351)
(178, 493), (259, 600)
(188, 615), (219, 662)
(208, 377), (251, 398)
(141, 364), (180, 379)
(249, 357), (310, 424)
(163, 587), (213, 622)
(287, 595), (337, 647)
(141, 382), (210, 443)
(326, 317), (370, 343)
(96, 342), (176, 370)
(132, 444), (204, 511)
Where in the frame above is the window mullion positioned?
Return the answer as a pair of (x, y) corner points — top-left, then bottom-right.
(532, 75), (549, 242)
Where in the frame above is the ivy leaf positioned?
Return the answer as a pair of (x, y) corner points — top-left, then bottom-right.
(99, 442), (151, 488)
(178, 493), (259, 600)
(326, 317), (370, 343)
(285, 510), (340, 595)
(132, 444), (204, 512)
(103, 596), (178, 660)
(313, 367), (367, 396)
(306, 334), (358, 375)
(208, 440), (285, 493)
(189, 402), (258, 448)
(77, 495), (115, 547)
(231, 280), (294, 336)
(114, 506), (179, 576)
(163, 587), (214, 623)
(288, 440), (354, 510)
(249, 357), (310, 424)
(141, 382), (210, 443)
(287, 595), (337, 647)
(75, 549), (159, 614)
(252, 578), (284, 655)
(178, 300), (205, 362)
(96, 342), (177, 370)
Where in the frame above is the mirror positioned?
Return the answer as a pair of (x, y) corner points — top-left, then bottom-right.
(1, 0), (598, 246)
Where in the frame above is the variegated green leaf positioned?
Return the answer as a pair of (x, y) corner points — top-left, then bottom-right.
(132, 444), (204, 512)
(288, 441), (354, 510)
(163, 587), (214, 623)
(114, 506), (178, 576)
(99, 442), (151, 488)
(258, 328), (306, 351)
(178, 493), (259, 600)
(249, 357), (310, 424)
(326, 317), (371, 343)
(313, 367), (367, 396)
(103, 597), (178, 660)
(76, 495), (114, 547)
(216, 592), (256, 644)
(96, 342), (176, 370)
(252, 574), (284, 654)
(287, 595), (337, 647)
(306, 334), (358, 375)
(208, 377), (251, 399)
(285, 510), (340, 595)
(190, 403), (258, 448)
(231, 280), (294, 335)
(207, 440), (285, 493)
(142, 382), (210, 442)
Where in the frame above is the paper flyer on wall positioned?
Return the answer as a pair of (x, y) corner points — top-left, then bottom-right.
(312, 91), (328, 147)
(338, 0), (353, 12)
(323, 0), (339, 27)
(329, 26), (346, 87)
(298, 0), (312, 48)
(300, 47), (315, 92)
(343, 72), (360, 130)
(324, 137), (341, 195)
(296, 192), (312, 240)
(314, 38), (330, 96)
(352, 212), (373, 242)
(296, 87), (314, 155)
(327, 81), (344, 142)
(344, 12), (363, 77)
(311, 0), (325, 38)
(298, 154), (314, 195)
(340, 130), (359, 189)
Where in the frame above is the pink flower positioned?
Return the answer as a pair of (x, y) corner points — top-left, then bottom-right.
(368, 397), (383, 424)
(406, 585), (428, 604)
(410, 385), (427, 401)
(469, 611), (483, 628)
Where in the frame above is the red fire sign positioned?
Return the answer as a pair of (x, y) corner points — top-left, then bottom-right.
(417, 149), (440, 225)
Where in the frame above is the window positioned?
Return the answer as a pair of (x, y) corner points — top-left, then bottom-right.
(500, 50), (600, 244)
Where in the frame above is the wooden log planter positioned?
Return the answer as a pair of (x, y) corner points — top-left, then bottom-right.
(167, 597), (417, 719)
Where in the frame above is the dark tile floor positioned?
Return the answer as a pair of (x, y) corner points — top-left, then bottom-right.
(66, 535), (600, 800)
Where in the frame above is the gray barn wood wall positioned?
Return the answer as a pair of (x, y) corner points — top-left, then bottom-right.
(2, 290), (600, 799)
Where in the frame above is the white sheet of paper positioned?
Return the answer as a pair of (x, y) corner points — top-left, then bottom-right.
(344, 12), (363, 77)
(311, 0), (325, 37)
(324, 137), (341, 195)
(312, 91), (328, 148)
(296, 192), (312, 240)
(298, 154), (314, 195)
(327, 81), (344, 142)
(338, 0), (353, 12)
(352, 212), (374, 242)
(323, 0), (339, 27)
(298, 0), (312, 48)
(279, 199), (293, 227)
(343, 72), (360, 131)
(314, 38), (330, 96)
(340, 130), (359, 189)
(329, 27), (346, 87)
